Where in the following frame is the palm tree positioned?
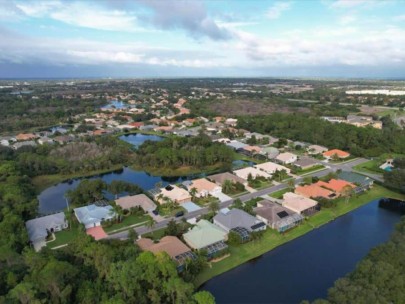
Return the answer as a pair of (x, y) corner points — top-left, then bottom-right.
(189, 187), (198, 201)
(287, 178), (295, 190)
(146, 217), (157, 239)
(342, 185), (355, 204)
(222, 180), (233, 194)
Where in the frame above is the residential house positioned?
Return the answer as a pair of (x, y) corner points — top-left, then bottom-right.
(323, 149), (350, 160)
(282, 192), (320, 216)
(295, 184), (336, 200)
(129, 122), (144, 129)
(338, 171), (374, 193)
(137, 236), (195, 270)
(240, 145), (262, 156)
(254, 161), (291, 175)
(186, 178), (222, 198)
(254, 200), (303, 232)
(207, 172), (247, 186)
(233, 167), (271, 180)
(214, 208), (266, 241)
(38, 137), (54, 145)
(261, 146), (280, 159)
(315, 179), (356, 196)
(293, 158), (319, 170)
(0, 136), (16, 147)
(225, 140), (247, 151)
(157, 185), (192, 204)
(53, 135), (74, 145)
(183, 220), (228, 258)
(276, 152), (298, 164)
(115, 194), (157, 212)
(12, 141), (37, 150)
(25, 212), (68, 251)
(74, 203), (116, 229)
(307, 144), (328, 155)
(16, 133), (37, 141)
(225, 118), (238, 127)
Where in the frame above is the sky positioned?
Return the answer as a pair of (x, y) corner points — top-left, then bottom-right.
(0, 0), (405, 78)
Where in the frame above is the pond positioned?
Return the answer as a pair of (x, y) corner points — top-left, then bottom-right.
(101, 100), (130, 109)
(201, 199), (402, 303)
(119, 133), (164, 148)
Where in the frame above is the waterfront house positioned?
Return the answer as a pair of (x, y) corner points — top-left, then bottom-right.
(295, 184), (336, 200)
(74, 203), (116, 229)
(183, 220), (228, 258)
(261, 146), (280, 159)
(315, 179), (356, 196)
(214, 208), (266, 241)
(16, 133), (37, 141)
(115, 194), (157, 212)
(276, 152), (298, 164)
(186, 178), (222, 198)
(323, 149), (350, 160)
(233, 167), (271, 180)
(254, 200), (303, 232)
(25, 212), (68, 251)
(338, 171), (373, 193)
(254, 161), (291, 175)
(207, 172), (247, 186)
(282, 192), (320, 216)
(225, 140), (247, 151)
(137, 236), (195, 270)
(157, 185), (192, 204)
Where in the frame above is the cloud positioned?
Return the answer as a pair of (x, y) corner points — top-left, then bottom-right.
(339, 15), (356, 25)
(16, 1), (143, 32)
(266, 2), (291, 20)
(137, 0), (231, 40)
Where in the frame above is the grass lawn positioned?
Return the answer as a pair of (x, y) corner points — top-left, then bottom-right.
(142, 227), (166, 241)
(103, 214), (151, 233)
(270, 188), (289, 199)
(193, 185), (405, 287)
(229, 190), (250, 198)
(194, 196), (219, 207)
(296, 165), (326, 176)
(353, 159), (384, 174)
(158, 206), (186, 217)
(46, 228), (80, 249)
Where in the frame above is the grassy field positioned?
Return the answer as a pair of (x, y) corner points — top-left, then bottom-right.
(194, 185), (405, 287)
(142, 227), (166, 241)
(103, 214), (151, 233)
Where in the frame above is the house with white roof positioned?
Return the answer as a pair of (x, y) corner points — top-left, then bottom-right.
(233, 167), (271, 180)
(275, 152), (298, 164)
(74, 203), (116, 229)
(255, 161), (291, 175)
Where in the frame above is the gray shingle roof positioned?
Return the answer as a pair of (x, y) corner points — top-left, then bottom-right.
(25, 212), (66, 242)
(214, 208), (264, 232)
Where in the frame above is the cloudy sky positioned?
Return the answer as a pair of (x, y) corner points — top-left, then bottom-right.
(1, 0), (405, 78)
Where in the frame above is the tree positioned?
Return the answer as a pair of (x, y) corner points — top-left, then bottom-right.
(165, 219), (181, 237)
(189, 187), (198, 201)
(222, 179), (233, 194)
(128, 229), (138, 242)
(192, 291), (215, 304)
(208, 201), (220, 214)
(287, 178), (295, 190)
(341, 185), (355, 204)
(303, 176), (313, 185)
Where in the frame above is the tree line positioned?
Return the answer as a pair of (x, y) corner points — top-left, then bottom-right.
(237, 114), (405, 157)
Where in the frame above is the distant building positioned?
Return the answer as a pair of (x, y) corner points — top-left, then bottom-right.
(323, 149), (350, 160)
(275, 152), (298, 164)
(115, 194), (156, 212)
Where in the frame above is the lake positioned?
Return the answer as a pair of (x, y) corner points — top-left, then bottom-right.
(119, 133), (164, 148)
(201, 199), (402, 304)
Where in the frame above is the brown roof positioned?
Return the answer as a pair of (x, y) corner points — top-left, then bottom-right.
(137, 236), (192, 260)
(315, 179), (355, 194)
(207, 172), (246, 185)
(295, 184), (335, 199)
(115, 194), (156, 211)
(323, 149), (350, 158)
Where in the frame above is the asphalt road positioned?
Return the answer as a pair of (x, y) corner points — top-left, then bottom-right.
(108, 157), (372, 240)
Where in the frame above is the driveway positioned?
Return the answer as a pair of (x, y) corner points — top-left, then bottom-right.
(212, 192), (232, 202)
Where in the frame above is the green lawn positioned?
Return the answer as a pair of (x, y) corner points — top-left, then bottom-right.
(194, 196), (219, 207)
(103, 214), (151, 233)
(142, 227), (166, 241)
(269, 188), (289, 199)
(296, 164), (326, 176)
(158, 206), (186, 217)
(46, 228), (80, 249)
(353, 159), (384, 174)
(193, 185), (405, 287)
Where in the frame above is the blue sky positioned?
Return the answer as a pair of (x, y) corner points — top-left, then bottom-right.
(0, 0), (405, 78)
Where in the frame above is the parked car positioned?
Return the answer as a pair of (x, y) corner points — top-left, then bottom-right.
(152, 209), (159, 216)
(175, 211), (184, 217)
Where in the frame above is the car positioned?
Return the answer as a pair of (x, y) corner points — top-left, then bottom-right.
(152, 209), (159, 216)
(175, 211), (184, 217)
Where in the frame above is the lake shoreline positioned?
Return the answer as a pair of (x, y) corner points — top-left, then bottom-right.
(194, 185), (405, 288)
